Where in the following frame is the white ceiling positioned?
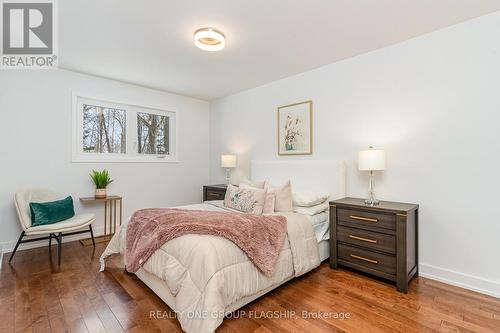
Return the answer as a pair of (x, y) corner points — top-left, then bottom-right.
(59, 0), (500, 100)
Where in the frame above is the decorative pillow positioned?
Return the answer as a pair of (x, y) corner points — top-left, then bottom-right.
(30, 196), (75, 227)
(293, 191), (330, 207)
(263, 192), (276, 214)
(240, 178), (267, 189)
(224, 184), (266, 214)
(267, 180), (293, 212)
(239, 183), (275, 214)
(294, 201), (329, 216)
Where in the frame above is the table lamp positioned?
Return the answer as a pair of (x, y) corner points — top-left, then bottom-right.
(358, 146), (385, 205)
(221, 154), (237, 184)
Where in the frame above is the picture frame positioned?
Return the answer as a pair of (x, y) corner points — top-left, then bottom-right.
(277, 100), (312, 155)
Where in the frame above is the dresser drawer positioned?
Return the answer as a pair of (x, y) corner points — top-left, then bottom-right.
(338, 244), (396, 275)
(205, 189), (226, 201)
(338, 208), (396, 231)
(337, 226), (396, 255)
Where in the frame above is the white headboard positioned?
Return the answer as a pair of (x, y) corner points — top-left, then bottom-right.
(250, 160), (346, 200)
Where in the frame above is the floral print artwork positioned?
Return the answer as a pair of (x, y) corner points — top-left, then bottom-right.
(278, 101), (312, 155)
(284, 114), (302, 151)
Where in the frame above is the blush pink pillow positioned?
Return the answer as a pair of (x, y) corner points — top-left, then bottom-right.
(262, 192), (276, 214)
(266, 180), (293, 212)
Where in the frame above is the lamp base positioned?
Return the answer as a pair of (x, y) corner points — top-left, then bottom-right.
(365, 170), (379, 206)
(364, 197), (380, 206)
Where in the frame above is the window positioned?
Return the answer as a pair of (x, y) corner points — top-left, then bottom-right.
(137, 112), (169, 155)
(73, 94), (177, 162)
(83, 105), (126, 154)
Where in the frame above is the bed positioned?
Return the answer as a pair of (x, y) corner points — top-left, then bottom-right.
(100, 160), (346, 333)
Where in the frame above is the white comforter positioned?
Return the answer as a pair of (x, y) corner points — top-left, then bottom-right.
(100, 202), (320, 333)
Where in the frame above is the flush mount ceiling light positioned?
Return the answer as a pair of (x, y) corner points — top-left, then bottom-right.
(194, 28), (225, 51)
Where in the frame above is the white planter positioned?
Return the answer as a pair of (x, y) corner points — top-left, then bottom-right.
(95, 188), (107, 199)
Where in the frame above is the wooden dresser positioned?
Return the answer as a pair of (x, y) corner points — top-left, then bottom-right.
(329, 197), (419, 293)
(203, 184), (228, 201)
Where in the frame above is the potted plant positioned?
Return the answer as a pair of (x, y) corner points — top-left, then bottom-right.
(90, 169), (113, 199)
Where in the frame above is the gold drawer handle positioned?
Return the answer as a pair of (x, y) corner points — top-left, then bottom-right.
(349, 235), (378, 244)
(350, 254), (378, 264)
(349, 215), (378, 223)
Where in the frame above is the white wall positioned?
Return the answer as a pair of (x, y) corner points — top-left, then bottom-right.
(210, 12), (500, 297)
(0, 69), (210, 251)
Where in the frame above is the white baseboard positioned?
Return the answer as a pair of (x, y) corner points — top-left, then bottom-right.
(1, 225), (105, 254)
(420, 263), (500, 299)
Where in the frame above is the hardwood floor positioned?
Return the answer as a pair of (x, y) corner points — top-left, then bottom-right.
(1, 241), (500, 333)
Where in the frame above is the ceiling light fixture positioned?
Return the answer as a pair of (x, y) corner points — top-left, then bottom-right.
(194, 28), (225, 51)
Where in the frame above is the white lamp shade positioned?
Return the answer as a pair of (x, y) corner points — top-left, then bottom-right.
(221, 154), (237, 168)
(358, 149), (386, 171)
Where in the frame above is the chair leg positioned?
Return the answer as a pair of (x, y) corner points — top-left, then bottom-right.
(57, 232), (62, 266)
(9, 231), (25, 263)
(89, 225), (96, 248)
(49, 233), (52, 247)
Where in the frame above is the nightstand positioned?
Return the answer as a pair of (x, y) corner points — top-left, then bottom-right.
(329, 197), (419, 293)
(203, 184), (228, 201)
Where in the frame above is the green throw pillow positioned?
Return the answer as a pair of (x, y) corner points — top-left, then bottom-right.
(30, 196), (75, 227)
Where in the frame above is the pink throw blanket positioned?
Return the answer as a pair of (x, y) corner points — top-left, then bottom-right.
(125, 208), (287, 276)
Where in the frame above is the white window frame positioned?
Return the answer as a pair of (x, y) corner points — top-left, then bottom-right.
(72, 92), (178, 163)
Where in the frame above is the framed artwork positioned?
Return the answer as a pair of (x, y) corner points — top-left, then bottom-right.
(277, 100), (312, 155)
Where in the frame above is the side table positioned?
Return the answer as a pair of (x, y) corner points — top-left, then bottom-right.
(79, 195), (123, 246)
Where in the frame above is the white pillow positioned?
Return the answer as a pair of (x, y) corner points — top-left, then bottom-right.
(239, 183), (275, 214)
(294, 201), (329, 216)
(303, 212), (329, 226)
(293, 191), (330, 207)
(239, 178), (267, 189)
(267, 180), (293, 212)
(224, 184), (266, 214)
